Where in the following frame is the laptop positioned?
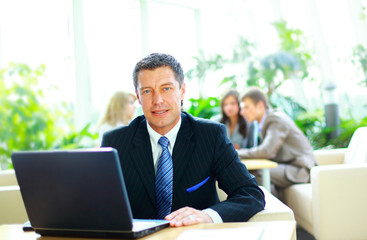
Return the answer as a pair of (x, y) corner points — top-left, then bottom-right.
(11, 147), (169, 239)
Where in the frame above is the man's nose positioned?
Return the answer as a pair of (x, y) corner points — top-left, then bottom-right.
(153, 92), (164, 104)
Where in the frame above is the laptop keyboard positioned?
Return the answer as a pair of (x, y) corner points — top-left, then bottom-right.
(132, 221), (158, 231)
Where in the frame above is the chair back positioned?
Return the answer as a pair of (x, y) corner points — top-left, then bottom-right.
(344, 127), (367, 164)
(0, 170), (18, 186)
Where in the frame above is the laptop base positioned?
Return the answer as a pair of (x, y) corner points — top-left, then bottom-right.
(35, 223), (169, 239)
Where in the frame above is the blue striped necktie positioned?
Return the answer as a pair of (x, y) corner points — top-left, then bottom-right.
(155, 136), (173, 219)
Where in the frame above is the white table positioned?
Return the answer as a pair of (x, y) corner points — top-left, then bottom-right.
(0, 221), (296, 240)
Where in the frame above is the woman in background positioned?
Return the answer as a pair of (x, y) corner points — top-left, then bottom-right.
(98, 91), (136, 144)
(220, 89), (253, 149)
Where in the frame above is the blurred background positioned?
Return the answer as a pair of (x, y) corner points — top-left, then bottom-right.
(1, 0), (367, 169)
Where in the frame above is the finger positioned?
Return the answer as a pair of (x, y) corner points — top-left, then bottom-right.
(169, 209), (201, 227)
(167, 208), (194, 226)
(171, 214), (205, 227)
(165, 207), (192, 220)
(181, 214), (202, 226)
(170, 215), (198, 227)
(177, 211), (213, 226)
(171, 207), (196, 223)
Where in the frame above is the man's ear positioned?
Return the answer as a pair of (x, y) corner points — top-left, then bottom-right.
(180, 82), (186, 100)
(135, 91), (142, 105)
(256, 101), (266, 113)
(258, 101), (264, 109)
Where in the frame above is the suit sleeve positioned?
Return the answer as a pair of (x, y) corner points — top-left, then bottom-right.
(209, 124), (265, 222)
(238, 118), (290, 160)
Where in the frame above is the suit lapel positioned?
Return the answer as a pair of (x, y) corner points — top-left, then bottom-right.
(129, 119), (156, 207)
(128, 113), (195, 209)
(172, 113), (195, 188)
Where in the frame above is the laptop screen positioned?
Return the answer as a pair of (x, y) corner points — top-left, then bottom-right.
(12, 148), (134, 231)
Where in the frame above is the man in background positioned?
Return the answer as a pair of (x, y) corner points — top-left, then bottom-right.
(238, 87), (317, 199)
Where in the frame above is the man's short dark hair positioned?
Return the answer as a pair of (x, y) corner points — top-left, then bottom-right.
(241, 87), (270, 109)
(133, 53), (184, 91)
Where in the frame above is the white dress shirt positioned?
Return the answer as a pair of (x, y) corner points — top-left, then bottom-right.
(146, 117), (223, 223)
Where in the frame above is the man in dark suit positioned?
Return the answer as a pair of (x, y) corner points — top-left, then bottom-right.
(101, 53), (265, 227)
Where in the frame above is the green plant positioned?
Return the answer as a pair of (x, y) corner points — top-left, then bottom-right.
(295, 109), (367, 149)
(352, 44), (367, 87)
(186, 38), (254, 97)
(350, 6), (367, 87)
(55, 123), (98, 149)
(272, 20), (312, 80)
(295, 109), (328, 149)
(360, 6), (366, 20)
(0, 63), (97, 170)
(186, 97), (220, 119)
(247, 50), (301, 97)
(270, 93), (307, 120)
(247, 20), (313, 98)
(185, 51), (225, 98)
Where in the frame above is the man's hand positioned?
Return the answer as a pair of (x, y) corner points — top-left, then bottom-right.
(233, 143), (240, 149)
(165, 207), (213, 227)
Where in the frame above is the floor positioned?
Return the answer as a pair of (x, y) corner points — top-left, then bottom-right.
(297, 225), (316, 240)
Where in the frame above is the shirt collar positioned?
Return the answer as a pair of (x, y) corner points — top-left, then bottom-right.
(258, 111), (267, 132)
(146, 117), (182, 148)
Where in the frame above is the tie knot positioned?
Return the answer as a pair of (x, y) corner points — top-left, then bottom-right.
(158, 136), (169, 149)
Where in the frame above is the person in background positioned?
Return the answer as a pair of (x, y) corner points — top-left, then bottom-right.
(237, 87), (317, 200)
(219, 89), (254, 149)
(101, 53), (265, 227)
(98, 91), (136, 144)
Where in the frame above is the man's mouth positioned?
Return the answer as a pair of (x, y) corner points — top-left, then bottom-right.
(153, 110), (168, 114)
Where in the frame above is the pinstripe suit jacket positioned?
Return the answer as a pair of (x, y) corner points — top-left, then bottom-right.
(101, 112), (265, 222)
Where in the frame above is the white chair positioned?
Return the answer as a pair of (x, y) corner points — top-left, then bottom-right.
(284, 127), (367, 240)
(0, 170), (28, 224)
(216, 183), (295, 222)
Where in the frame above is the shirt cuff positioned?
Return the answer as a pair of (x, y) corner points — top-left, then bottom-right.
(203, 208), (223, 223)
(238, 148), (251, 159)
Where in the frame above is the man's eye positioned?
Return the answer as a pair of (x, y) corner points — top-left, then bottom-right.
(163, 87), (170, 91)
(143, 90), (151, 94)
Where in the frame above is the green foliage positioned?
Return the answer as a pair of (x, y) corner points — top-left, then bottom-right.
(56, 123), (97, 149)
(0, 63), (97, 170)
(350, 6), (367, 87)
(295, 110), (328, 149)
(186, 19), (365, 151)
(231, 38), (254, 64)
(360, 6), (367, 20)
(352, 44), (367, 87)
(186, 97), (220, 119)
(186, 51), (225, 83)
(272, 20), (312, 80)
(218, 75), (237, 89)
(247, 51), (301, 96)
(247, 20), (312, 98)
(186, 38), (254, 96)
(295, 110), (367, 149)
(270, 93), (307, 120)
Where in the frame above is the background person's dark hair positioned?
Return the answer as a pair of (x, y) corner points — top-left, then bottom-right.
(133, 53), (184, 91)
(220, 89), (247, 138)
(241, 87), (270, 109)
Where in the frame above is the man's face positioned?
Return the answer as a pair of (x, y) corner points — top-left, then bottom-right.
(136, 66), (185, 135)
(240, 98), (264, 123)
